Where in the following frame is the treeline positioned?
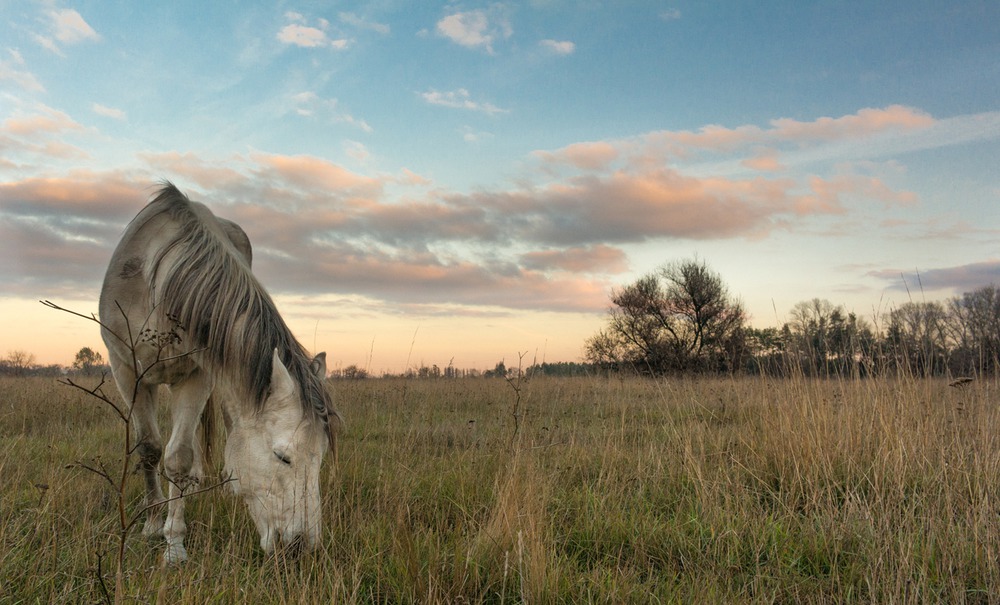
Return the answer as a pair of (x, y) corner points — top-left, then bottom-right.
(585, 259), (1000, 379)
(0, 347), (108, 377)
(11, 266), (998, 381)
(330, 360), (595, 380)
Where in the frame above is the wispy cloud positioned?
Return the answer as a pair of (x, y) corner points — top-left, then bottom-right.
(533, 142), (619, 171)
(0, 49), (44, 92)
(49, 9), (101, 43)
(420, 89), (508, 115)
(277, 14), (350, 49)
(540, 39), (575, 55)
(92, 103), (126, 120)
(436, 7), (512, 54)
(292, 92), (372, 132)
(34, 8), (101, 56)
(648, 105), (935, 155)
(535, 105), (942, 174)
(0, 102), (89, 164)
(339, 12), (390, 35)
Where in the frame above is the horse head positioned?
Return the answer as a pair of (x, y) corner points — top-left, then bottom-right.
(223, 349), (330, 553)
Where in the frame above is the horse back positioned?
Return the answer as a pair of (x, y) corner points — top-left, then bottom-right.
(99, 189), (252, 385)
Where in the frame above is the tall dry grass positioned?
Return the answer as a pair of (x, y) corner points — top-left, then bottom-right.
(1, 373), (999, 603)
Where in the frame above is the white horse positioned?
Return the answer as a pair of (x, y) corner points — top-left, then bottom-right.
(99, 183), (339, 563)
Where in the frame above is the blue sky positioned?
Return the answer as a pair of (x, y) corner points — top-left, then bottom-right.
(1, 1), (999, 372)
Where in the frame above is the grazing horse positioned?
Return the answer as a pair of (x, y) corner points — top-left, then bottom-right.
(99, 183), (338, 563)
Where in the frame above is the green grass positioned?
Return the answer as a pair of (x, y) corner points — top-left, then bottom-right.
(2, 374), (999, 603)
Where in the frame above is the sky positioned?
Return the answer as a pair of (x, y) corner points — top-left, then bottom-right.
(1, 1), (999, 374)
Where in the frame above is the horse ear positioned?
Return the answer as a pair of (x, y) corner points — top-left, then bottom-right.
(270, 349), (295, 400)
(310, 352), (327, 379)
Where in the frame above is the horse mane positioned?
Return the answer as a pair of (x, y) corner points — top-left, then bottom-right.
(146, 183), (336, 446)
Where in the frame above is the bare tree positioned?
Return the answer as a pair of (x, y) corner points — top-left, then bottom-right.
(948, 285), (1000, 376)
(586, 258), (747, 374)
(4, 349), (36, 376)
(784, 299), (873, 376)
(885, 301), (949, 376)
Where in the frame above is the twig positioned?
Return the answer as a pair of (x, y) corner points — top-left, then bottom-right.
(42, 299), (227, 601)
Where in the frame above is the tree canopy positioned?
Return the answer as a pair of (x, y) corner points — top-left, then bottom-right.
(586, 259), (747, 374)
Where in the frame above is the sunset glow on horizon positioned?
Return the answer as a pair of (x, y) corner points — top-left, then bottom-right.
(2, 2), (998, 372)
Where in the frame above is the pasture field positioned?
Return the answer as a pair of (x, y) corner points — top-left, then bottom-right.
(2, 373), (1000, 603)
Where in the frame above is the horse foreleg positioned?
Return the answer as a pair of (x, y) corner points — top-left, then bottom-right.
(162, 372), (212, 564)
(114, 377), (166, 539)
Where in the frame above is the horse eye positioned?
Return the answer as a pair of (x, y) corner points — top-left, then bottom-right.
(273, 451), (292, 466)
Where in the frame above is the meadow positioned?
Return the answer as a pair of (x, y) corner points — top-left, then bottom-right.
(2, 372), (999, 603)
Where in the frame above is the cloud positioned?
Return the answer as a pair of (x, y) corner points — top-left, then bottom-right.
(455, 170), (839, 245)
(339, 12), (390, 35)
(436, 8), (512, 54)
(0, 50), (45, 92)
(137, 151), (246, 190)
(292, 92), (372, 132)
(277, 16), (350, 49)
(741, 148), (784, 172)
(540, 39), (575, 55)
(0, 173), (149, 295)
(4, 105), (992, 316)
(462, 126), (494, 143)
(0, 102), (89, 164)
(770, 105), (935, 141)
(520, 245), (628, 274)
(49, 9), (101, 44)
(660, 9), (682, 21)
(344, 140), (371, 163)
(869, 261), (1000, 294)
(0, 173), (145, 222)
(420, 89), (508, 115)
(642, 105), (936, 157)
(533, 142), (619, 171)
(3, 104), (83, 136)
(248, 151), (383, 198)
(34, 9), (101, 55)
(277, 24), (328, 47)
(92, 103), (126, 120)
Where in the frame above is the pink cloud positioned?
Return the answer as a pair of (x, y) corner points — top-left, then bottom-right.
(770, 105), (934, 141)
(520, 245), (629, 274)
(3, 105), (83, 136)
(640, 105), (935, 156)
(799, 174), (917, 213)
(0, 173), (146, 220)
(0, 104), (942, 312)
(516, 169), (813, 243)
(139, 151), (246, 191)
(249, 152), (382, 198)
(741, 148), (785, 172)
(534, 142), (620, 171)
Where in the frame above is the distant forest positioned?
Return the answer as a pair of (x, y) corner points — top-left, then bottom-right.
(581, 259), (1000, 379)
(5, 260), (999, 380)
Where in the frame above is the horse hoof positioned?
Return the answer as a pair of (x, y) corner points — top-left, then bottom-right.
(163, 544), (188, 565)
